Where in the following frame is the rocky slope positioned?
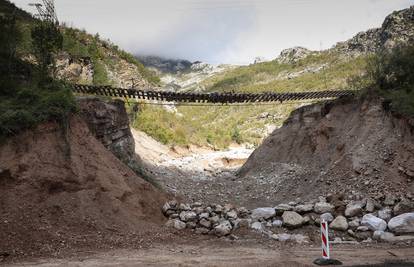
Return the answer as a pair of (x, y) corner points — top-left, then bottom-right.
(0, 115), (167, 257)
(334, 6), (414, 55)
(239, 97), (414, 203)
(136, 55), (235, 92)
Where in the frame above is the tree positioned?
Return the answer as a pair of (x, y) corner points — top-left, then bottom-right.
(31, 21), (63, 78)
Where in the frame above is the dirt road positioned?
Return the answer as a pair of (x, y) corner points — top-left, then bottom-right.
(5, 241), (414, 267)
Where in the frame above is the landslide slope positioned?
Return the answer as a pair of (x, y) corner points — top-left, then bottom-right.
(239, 97), (414, 203)
(0, 116), (167, 258)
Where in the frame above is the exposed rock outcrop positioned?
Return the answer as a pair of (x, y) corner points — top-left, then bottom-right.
(277, 47), (314, 64)
(55, 52), (94, 83)
(77, 97), (145, 178)
(334, 6), (414, 55)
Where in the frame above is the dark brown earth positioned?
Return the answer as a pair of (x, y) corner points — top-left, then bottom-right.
(0, 116), (167, 259)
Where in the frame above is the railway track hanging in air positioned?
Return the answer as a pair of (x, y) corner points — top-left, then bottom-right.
(71, 84), (355, 104)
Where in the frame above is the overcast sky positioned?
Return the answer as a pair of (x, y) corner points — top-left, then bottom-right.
(13, 0), (414, 64)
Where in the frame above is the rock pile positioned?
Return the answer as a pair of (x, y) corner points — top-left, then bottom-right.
(163, 194), (414, 243)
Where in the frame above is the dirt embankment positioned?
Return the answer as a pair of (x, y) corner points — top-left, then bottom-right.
(239, 97), (414, 203)
(0, 116), (167, 258)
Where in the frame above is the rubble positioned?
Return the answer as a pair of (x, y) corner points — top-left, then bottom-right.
(162, 196), (414, 242)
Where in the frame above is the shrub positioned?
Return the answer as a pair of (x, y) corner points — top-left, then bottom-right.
(361, 45), (414, 116)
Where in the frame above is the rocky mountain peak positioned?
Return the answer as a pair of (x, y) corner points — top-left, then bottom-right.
(334, 6), (414, 55)
(276, 47), (314, 64)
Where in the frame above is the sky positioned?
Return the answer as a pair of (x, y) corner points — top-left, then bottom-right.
(13, 0), (414, 65)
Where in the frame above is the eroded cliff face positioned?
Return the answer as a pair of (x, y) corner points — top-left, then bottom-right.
(76, 96), (144, 172)
(239, 97), (414, 202)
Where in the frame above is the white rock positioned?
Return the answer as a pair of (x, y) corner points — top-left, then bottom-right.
(361, 214), (387, 231)
(320, 213), (334, 223)
(330, 216), (348, 231)
(251, 207), (276, 220)
(179, 211), (197, 222)
(314, 202), (334, 214)
(214, 220), (232, 236)
(272, 220), (283, 227)
(251, 221), (265, 232)
(282, 211), (305, 228)
(388, 213), (414, 234)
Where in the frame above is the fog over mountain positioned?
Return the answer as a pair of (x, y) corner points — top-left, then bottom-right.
(13, 0), (414, 64)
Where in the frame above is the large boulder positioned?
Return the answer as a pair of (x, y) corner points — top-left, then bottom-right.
(388, 213), (414, 234)
(251, 207), (276, 220)
(314, 202), (334, 214)
(345, 202), (364, 217)
(330, 216), (348, 231)
(166, 219), (186, 230)
(179, 211), (197, 222)
(251, 221), (265, 232)
(214, 220), (232, 236)
(361, 214), (387, 231)
(282, 211), (305, 228)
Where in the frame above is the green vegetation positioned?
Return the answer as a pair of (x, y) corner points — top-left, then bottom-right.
(203, 52), (368, 93)
(0, 1), (76, 140)
(31, 21), (63, 76)
(131, 103), (299, 149)
(133, 50), (368, 148)
(61, 26), (160, 85)
(359, 45), (414, 116)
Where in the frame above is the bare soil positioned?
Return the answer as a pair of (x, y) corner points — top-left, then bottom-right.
(0, 117), (167, 259)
